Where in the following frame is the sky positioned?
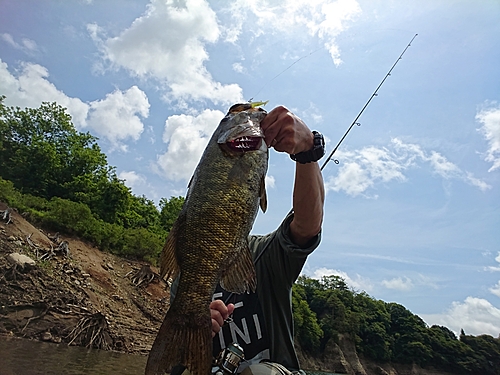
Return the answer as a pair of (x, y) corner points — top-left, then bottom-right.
(1, 0), (499, 338)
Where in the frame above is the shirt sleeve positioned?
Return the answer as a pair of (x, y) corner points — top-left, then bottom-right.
(249, 212), (321, 287)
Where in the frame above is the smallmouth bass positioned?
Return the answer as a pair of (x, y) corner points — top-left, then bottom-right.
(145, 103), (269, 375)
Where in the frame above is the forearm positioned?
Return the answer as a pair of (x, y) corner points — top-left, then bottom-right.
(290, 161), (324, 247)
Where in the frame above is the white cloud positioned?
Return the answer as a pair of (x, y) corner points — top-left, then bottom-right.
(325, 138), (491, 197)
(86, 86), (150, 150)
(232, 62), (245, 74)
(0, 59), (89, 127)
(0, 59), (149, 149)
(476, 103), (500, 172)
(486, 252), (500, 272)
(1, 33), (39, 54)
(381, 276), (413, 291)
(90, 0), (243, 104)
(421, 297), (500, 337)
(310, 267), (373, 292)
(490, 281), (500, 298)
(224, 0), (361, 65)
(156, 109), (224, 181)
(265, 175), (276, 189)
(118, 170), (147, 191)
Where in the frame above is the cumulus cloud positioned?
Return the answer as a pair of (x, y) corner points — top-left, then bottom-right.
(118, 170), (147, 192)
(86, 86), (150, 150)
(381, 277), (414, 291)
(0, 59), (89, 127)
(476, 103), (500, 172)
(421, 297), (500, 337)
(223, 0), (361, 65)
(89, 0), (243, 105)
(0, 59), (149, 149)
(325, 138), (491, 197)
(310, 267), (373, 292)
(155, 109), (224, 181)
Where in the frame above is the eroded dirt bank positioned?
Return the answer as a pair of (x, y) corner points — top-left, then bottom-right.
(0, 202), (168, 355)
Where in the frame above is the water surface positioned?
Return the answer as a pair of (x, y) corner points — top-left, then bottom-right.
(0, 336), (341, 375)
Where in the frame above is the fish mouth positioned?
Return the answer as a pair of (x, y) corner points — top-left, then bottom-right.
(225, 136), (263, 152)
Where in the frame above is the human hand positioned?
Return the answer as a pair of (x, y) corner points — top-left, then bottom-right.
(210, 300), (235, 337)
(260, 106), (314, 155)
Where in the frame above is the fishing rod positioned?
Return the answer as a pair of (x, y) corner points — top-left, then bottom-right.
(321, 33), (418, 171)
(224, 34), (418, 306)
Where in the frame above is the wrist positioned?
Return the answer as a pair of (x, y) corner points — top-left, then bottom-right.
(290, 131), (325, 164)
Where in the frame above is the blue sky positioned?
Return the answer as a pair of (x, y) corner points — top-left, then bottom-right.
(1, 0), (499, 337)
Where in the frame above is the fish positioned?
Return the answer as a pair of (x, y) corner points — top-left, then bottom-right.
(145, 103), (269, 375)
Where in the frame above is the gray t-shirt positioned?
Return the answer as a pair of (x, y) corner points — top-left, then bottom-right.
(213, 213), (321, 372)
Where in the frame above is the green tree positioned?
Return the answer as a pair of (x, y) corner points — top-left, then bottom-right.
(159, 196), (185, 232)
(292, 283), (323, 351)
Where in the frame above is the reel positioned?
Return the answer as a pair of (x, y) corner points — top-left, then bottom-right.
(214, 342), (245, 375)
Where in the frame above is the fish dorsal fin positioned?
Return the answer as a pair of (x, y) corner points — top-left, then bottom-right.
(159, 216), (181, 282)
(259, 175), (267, 213)
(220, 242), (256, 294)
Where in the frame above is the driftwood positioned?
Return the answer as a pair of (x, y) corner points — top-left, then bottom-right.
(26, 233), (70, 261)
(1, 207), (13, 224)
(126, 264), (157, 287)
(66, 312), (113, 350)
(47, 232), (60, 244)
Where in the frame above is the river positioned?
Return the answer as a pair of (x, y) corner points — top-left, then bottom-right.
(0, 336), (341, 375)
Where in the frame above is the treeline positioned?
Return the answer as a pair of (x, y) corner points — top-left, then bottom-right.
(0, 96), (183, 263)
(292, 275), (500, 374)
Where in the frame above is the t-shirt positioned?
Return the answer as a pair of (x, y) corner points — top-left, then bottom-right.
(213, 214), (321, 372)
(170, 213), (321, 373)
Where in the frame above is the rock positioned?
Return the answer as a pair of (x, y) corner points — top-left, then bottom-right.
(52, 336), (62, 344)
(6, 252), (36, 268)
(42, 331), (52, 341)
(8, 236), (16, 241)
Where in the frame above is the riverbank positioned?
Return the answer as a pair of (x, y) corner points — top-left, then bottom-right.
(0, 203), (456, 375)
(0, 202), (168, 356)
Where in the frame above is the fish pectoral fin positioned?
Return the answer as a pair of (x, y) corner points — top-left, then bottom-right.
(159, 218), (181, 282)
(220, 243), (256, 294)
(259, 175), (267, 213)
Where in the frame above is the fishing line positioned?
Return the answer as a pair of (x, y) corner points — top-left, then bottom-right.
(248, 47), (323, 102)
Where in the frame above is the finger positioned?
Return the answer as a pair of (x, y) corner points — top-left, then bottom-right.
(227, 303), (235, 316)
(212, 318), (220, 337)
(260, 106), (285, 131)
(211, 308), (224, 326)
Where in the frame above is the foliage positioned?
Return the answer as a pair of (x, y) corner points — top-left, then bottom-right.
(0, 98), (185, 263)
(292, 282), (323, 351)
(292, 275), (500, 374)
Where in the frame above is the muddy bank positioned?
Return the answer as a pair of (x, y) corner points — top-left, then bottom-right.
(0, 202), (168, 355)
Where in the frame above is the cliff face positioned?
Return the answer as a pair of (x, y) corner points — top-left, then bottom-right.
(296, 334), (457, 375)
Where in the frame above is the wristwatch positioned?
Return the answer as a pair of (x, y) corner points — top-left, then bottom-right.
(290, 131), (325, 164)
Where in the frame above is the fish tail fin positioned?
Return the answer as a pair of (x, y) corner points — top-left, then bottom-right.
(145, 305), (212, 375)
